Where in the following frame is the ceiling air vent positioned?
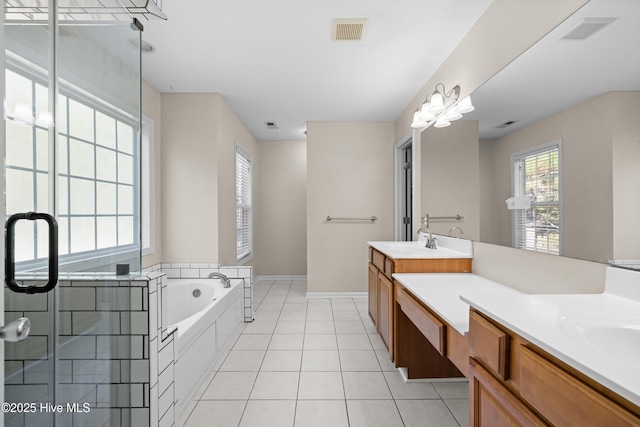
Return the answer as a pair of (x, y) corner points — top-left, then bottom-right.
(264, 121), (278, 130)
(559, 18), (616, 41)
(496, 120), (518, 129)
(331, 18), (367, 41)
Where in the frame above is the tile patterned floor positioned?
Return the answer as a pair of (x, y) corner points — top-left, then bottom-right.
(181, 279), (469, 427)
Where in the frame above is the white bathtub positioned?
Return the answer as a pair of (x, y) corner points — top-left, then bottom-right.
(167, 278), (244, 419)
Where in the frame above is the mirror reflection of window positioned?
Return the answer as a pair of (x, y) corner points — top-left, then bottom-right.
(512, 140), (561, 255)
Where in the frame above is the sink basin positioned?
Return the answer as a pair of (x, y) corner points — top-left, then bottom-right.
(559, 314), (640, 365)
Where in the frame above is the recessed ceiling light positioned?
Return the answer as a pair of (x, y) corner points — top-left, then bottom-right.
(128, 38), (156, 53)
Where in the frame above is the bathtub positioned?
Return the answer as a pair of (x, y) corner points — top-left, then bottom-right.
(167, 278), (244, 419)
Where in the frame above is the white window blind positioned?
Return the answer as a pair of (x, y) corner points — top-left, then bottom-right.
(235, 145), (252, 262)
(512, 141), (561, 255)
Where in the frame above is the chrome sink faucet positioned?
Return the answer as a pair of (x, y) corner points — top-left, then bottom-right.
(208, 272), (231, 288)
(417, 215), (437, 249)
(448, 226), (464, 237)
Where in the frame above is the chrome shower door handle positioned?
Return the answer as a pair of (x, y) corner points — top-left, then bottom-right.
(5, 212), (59, 294)
(0, 317), (31, 342)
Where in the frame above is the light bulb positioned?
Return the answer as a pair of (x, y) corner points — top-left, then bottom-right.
(445, 108), (463, 121)
(419, 101), (436, 121)
(428, 92), (445, 114)
(434, 116), (450, 128)
(456, 96), (475, 113)
(411, 111), (427, 129)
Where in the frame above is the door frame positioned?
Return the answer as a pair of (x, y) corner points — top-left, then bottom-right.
(1, 7), (6, 417)
(394, 133), (412, 241)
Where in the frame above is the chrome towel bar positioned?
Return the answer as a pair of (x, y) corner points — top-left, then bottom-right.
(326, 216), (377, 222)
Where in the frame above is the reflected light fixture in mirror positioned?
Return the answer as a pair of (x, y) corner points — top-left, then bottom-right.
(411, 83), (475, 129)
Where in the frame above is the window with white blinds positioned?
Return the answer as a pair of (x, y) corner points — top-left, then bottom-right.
(512, 140), (561, 255)
(235, 145), (253, 262)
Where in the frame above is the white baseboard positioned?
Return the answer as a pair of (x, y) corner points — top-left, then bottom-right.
(305, 291), (368, 299)
(255, 275), (307, 282)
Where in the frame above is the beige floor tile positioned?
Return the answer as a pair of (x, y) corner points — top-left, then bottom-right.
(342, 371), (392, 399)
(335, 321), (366, 334)
(304, 321), (335, 334)
(268, 334), (304, 350)
(336, 334), (373, 350)
(445, 399), (470, 426)
(250, 371), (300, 399)
(184, 400), (246, 427)
(346, 400), (404, 427)
(305, 311), (333, 322)
(294, 400), (348, 427)
(298, 371), (344, 399)
(383, 371), (439, 399)
(303, 334), (337, 350)
(434, 381), (469, 399)
(260, 350), (302, 371)
(219, 350), (265, 372)
(240, 400), (296, 427)
(301, 350), (341, 371)
(339, 349), (381, 371)
(233, 334), (272, 350)
(279, 311), (306, 322)
(201, 371), (258, 400)
(396, 399), (460, 427)
(375, 349), (397, 371)
(274, 321), (306, 334)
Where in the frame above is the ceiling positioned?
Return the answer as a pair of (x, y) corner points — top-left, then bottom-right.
(140, 0), (493, 140)
(465, 0), (640, 140)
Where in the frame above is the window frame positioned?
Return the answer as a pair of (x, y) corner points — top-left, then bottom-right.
(235, 143), (253, 264)
(510, 139), (563, 255)
(5, 58), (143, 272)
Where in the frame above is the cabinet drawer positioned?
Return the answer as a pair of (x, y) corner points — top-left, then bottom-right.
(384, 257), (395, 280)
(372, 249), (386, 271)
(399, 289), (445, 355)
(469, 310), (510, 381)
(520, 346), (640, 427)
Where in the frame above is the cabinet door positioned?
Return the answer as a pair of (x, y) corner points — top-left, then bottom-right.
(378, 273), (393, 351)
(368, 263), (378, 325)
(470, 359), (548, 427)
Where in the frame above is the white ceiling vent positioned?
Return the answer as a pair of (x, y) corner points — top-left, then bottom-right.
(264, 121), (278, 129)
(559, 18), (616, 41)
(331, 18), (367, 41)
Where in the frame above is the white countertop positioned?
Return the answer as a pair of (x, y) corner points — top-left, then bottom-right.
(369, 240), (472, 259)
(394, 267), (640, 407)
(392, 273), (520, 335)
(462, 286), (640, 407)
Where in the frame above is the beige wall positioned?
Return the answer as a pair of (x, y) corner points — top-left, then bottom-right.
(611, 92), (640, 259)
(159, 93), (257, 265)
(161, 93), (220, 262)
(215, 97), (259, 267)
(479, 139), (497, 244)
(141, 81), (163, 268)
(421, 120), (480, 239)
(255, 140), (307, 276)
(307, 122), (394, 293)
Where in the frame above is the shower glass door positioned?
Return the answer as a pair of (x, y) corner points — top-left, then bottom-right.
(4, 3), (141, 426)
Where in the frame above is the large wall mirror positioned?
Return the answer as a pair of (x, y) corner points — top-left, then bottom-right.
(421, 0), (640, 266)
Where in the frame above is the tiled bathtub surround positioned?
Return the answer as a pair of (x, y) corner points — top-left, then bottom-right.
(145, 263), (254, 322)
(609, 259), (640, 271)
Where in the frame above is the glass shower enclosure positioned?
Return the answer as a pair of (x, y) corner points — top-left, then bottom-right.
(3, 3), (143, 426)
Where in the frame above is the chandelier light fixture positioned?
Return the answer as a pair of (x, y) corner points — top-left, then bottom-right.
(411, 83), (475, 129)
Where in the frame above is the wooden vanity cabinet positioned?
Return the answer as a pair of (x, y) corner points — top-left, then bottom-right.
(469, 309), (640, 427)
(368, 245), (471, 373)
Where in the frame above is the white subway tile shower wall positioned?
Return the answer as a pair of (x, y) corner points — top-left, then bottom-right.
(4, 277), (164, 427)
